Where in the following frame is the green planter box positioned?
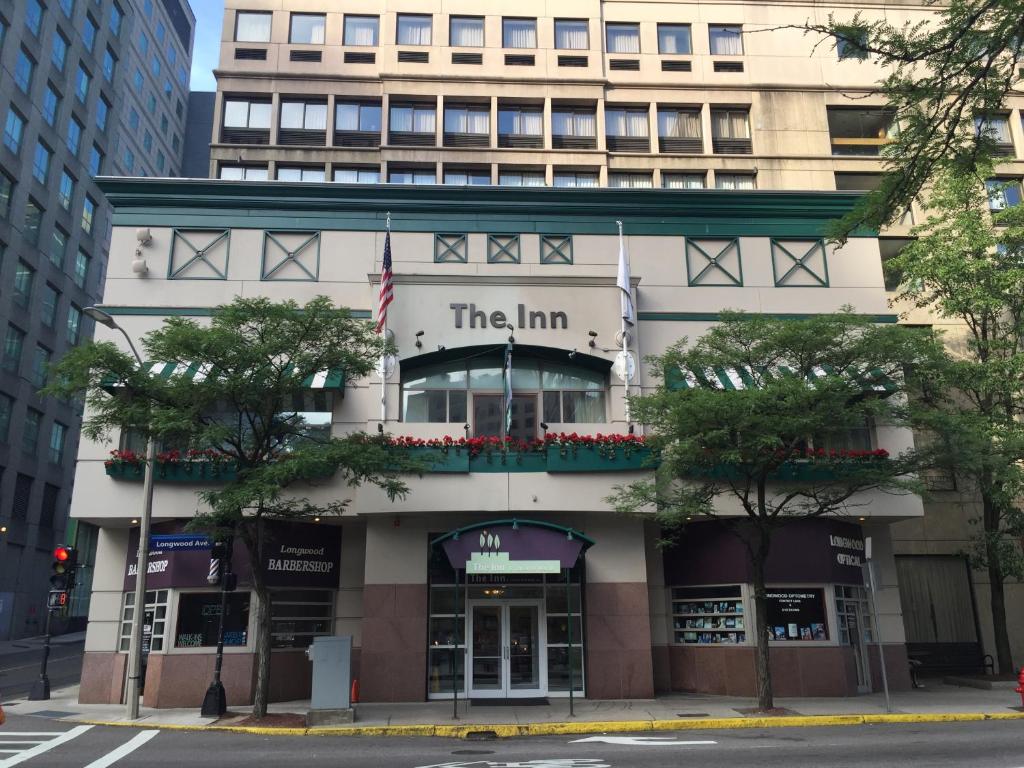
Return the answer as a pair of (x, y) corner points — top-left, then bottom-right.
(401, 446), (471, 474)
(105, 462), (238, 482)
(691, 460), (890, 483)
(470, 451), (548, 473)
(545, 445), (656, 473)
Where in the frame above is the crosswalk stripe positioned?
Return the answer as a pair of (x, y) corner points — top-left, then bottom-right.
(0, 726), (93, 768)
(82, 730), (159, 768)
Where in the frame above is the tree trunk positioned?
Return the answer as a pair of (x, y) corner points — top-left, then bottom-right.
(751, 531), (773, 711)
(982, 491), (1015, 675)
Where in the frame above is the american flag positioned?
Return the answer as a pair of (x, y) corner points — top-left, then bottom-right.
(376, 229), (393, 333)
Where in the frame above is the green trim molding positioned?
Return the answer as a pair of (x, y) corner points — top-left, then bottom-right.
(99, 306), (374, 319)
(637, 312), (900, 323)
(96, 178), (878, 238)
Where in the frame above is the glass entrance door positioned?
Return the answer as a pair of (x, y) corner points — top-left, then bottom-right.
(472, 395), (538, 441)
(469, 600), (546, 698)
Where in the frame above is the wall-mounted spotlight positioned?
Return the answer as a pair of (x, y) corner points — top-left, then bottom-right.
(414, 330), (424, 350)
(132, 228), (152, 275)
(588, 330), (598, 348)
(377, 423), (384, 434)
(437, 344), (446, 352)
(568, 349), (577, 359)
(506, 323), (515, 344)
(463, 423), (471, 438)
(540, 422), (549, 433)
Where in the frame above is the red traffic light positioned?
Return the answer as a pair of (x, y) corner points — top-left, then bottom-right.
(54, 546), (71, 562)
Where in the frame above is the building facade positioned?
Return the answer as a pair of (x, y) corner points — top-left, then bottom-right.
(0, 0), (194, 640)
(72, 178), (921, 706)
(202, 0), (1024, 673)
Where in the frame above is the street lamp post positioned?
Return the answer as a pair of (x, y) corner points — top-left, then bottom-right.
(84, 306), (156, 720)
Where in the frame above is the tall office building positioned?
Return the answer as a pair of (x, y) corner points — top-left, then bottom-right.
(0, 0), (194, 640)
(205, 0), (1024, 675)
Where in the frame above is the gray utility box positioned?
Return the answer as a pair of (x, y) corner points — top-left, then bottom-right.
(305, 635), (353, 724)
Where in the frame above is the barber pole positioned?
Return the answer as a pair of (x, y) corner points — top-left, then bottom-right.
(207, 557), (220, 585)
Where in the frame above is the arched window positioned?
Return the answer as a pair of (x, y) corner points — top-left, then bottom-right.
(401, 354), (607, 439)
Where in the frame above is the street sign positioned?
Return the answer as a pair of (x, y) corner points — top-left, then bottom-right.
(149, 534), (211, 550)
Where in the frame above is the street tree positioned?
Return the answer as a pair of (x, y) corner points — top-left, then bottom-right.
(47, 296), (417, 717)
(886, 160), (1024, 674)
(800, 0), (1024, 238)
(609, 311), (941, 710)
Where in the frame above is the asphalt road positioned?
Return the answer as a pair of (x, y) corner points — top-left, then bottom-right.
(0, 641), (84, 700)
(1, 715), (1022, 767)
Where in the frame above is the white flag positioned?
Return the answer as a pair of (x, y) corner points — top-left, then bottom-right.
(617, 223), (634, 325)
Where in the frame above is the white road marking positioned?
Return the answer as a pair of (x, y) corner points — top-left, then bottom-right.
(570, 735), (717, 746)
(0, 725), (93, 767)
(82, 730), (160, 768)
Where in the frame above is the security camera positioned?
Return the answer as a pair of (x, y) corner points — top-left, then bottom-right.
(136, 228), (152, 245)
(588, 330), (598, 348)
(415, 330), (424, 350)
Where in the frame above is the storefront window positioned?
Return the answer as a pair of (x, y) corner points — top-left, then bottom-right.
(119, 590), (169, 652)
(175, 592), (250, 648)
(671, 585), (746, 645)
(402, 356), (608, 431)
(270, 589), (334, 649)
(835, 585), (874, 643)
(766, 588), (828, 641)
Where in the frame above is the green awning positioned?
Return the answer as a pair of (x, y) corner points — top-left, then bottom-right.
(101, 362), (345, 394)
(667, 364), (897, 395)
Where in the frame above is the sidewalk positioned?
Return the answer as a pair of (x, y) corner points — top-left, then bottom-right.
(0, 631), (86, 658)
(4, 681), (1023, 736)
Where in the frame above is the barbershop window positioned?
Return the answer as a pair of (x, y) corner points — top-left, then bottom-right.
(175, 592), (250, 648)
(401, 357), (608, 436)
(119, 590), (169, 651)
(270, 589), (335, 649)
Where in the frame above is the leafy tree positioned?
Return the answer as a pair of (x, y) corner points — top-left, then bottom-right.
(886, 160), (1024, 674)
(47, 297), (418, 717)
(609, 311), (941, 710)
(801, 0), (1024, 238)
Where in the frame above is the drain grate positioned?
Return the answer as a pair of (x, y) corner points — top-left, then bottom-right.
(676, 712), (710, 718)
(465, 730), (499, 741)
(28, 710), (78, 719)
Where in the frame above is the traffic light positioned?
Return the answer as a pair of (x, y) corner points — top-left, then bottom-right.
(50, 546), (78, 591)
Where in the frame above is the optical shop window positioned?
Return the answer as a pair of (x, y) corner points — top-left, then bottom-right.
(174, 592), (251, 648)
(671, 585), (748, 645)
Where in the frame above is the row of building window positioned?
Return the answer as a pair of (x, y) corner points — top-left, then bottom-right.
(23, 0), (123, 41)
(219, 164), (756, 190)
(235, 11), (751, 57)
(0, 163), (99, 244)
(5, 471), (64, 533)
(0, 390), (69, 465)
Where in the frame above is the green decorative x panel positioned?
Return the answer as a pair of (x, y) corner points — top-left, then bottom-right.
(261, 231), (320, 281)
(541, 235), (573, 264)
(168, 229), (230, 280)
(686, 238), (742, 286)
(771, 239), (829, 287)
(435, 233), (467, 263)
(488, 234), (521, 263)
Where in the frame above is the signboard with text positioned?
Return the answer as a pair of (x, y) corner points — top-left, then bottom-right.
(765, 588), (828, 641)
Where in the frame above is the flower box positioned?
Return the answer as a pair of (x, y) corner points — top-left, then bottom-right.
(402, 445), (471, 474)
(105, 461), (238, 483)
(545, 444), (656, 473)
(470, 450), (548, 473)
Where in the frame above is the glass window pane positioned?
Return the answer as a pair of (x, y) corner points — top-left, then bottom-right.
(398, 15), (432, 45)
(542, 363), (606, 390)
(658, 24), (691, 54)
(606, 23), (640, 53)
(563, 391), (606, 422)
(449, 390), (467, 423)
(542, 391), (561, 422)
(280, 102), (305, 129)
(290, 14), (325, 44)
(451, 17), (484, 47)
(344, 15), (379, 46)
(469, 365), (503, 389)
(503, 18), (537, 48)
(555, 20), (588, 50)
(248, 102), (272, 129)
(710, 25), (743, 55)
(223, 100), (248, 127)
(236, 12), (270, 42)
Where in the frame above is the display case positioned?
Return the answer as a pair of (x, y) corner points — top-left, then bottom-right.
(671, 585), (747, 645)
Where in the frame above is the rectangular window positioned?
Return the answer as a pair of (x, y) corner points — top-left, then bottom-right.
(344, 15), (378, 46)
(110, 2), (123, 36)
(555, 20), (588, 50)
(96, 96), (110, 130)
(289, 13), (325, 44)
(175, 592), (250, 648)
(102, 48), (116, 82)
(0, 393), (12, 442)
(26, 0), (44, 36)
(15, 48), (35, 93)
(31, 345), (51, 388)
(976, 115), (1014, 152)
(89, 145), (103, 176)
(606, 108), (649, 137)
(608, 172), (653, 188)
(223, 99), (272, 129)
(59, 0), (74, 17)
(444, 168), (490, 185)
(836, 31), (868, 60)
(450, 16), (484, 47)
(444, 105), (489, 135)
(24, 199), (43, 246)
(41, 284), (60, 327)
(388, 168), (436, 185)
(83, 15), (98, 51)
(32, 141), (52, 184)
(498, 170), (545, 187)
(711, 108), (751, 154)
(57, 169), (75, 209)
(42, 84), (61, 126)
(503, 18), (537, 48)
(52, 31), (69, 71)
(12, 474), (33, 520)
(553, 171), (599, 188)
(663, 172), (706, 189)
(81, 196), (96, 234)
(986, 178), (1023, 211)
(551, 109), (597, 137)
(671, 586), (747, 645)
(397, 14), (432, 46)
(276, 166), (325, 182)
(235, 11), (271, 42)
(118, 591), (170, 652)
(2, 325), (24, 372)
(75, 64), (92, 102)
(49, 422), (67, 464)
(0, 173), (12, 218)
(67, 304), (82, 344)
(658, 108), (701, 138)
(49, 227), (68, 267)
(40, 483), (59, 529)
(658, 24), (691, 54)
(716, 173), (756, 190)
(13, 261), (35, 306)
(4, 108), (25, 153)
(280, 101), (328, 130)
(67, 117), (83, 156)
(140, 32), (149, 55)
(606, 23), (640, 54)
(498, 107), (543, 139)
(827, 108), (896, 156)
(389, 104), (436, 133)
(74, 249), (90, 288)
(335, 102), (381, 132)
(218, 164), (269, 181)
(709, 25), (743, 55)
(333, 167), (380, 184)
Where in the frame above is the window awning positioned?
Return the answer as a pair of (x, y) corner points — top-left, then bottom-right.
(101, 362), (345, 394)
(667, 364), (897, 395)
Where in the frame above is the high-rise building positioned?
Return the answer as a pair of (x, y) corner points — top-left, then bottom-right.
(0, 0), (194, 640)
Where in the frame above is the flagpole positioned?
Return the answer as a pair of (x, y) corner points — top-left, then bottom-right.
(617, 220), (632, 426)
(380, 212), (391, 424)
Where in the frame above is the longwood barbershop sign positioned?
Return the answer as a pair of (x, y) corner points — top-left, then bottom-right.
(450, 303), (568, 330)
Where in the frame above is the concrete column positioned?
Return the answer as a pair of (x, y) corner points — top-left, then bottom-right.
(700, 103), (713, 156)
(380, 93), (391, 145)
(490, 95), (498, 149)
(543, 97), (552, 150)
(435, 94), (443, 147)
(270, 91), (281, 146)
(648, 102), (658, 155)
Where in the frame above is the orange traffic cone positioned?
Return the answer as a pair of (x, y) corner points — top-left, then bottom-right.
(350, 678), (360, 704)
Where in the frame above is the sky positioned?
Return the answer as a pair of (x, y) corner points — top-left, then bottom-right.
(189, 1), (225, 91)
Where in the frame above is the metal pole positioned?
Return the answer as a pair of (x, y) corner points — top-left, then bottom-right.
(28, 609), (53, 700)
(379, 212), (391, 424)
(453, 571), (460, 720)
(201, 539), (232, 717)
(566, 566), (574, 718)
(616, 220), (632, 426)
(125, 435), (157, 720)
(866, 559), (892, 714)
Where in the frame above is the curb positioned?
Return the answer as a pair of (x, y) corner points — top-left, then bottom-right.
(71, 711), (1024, 737)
